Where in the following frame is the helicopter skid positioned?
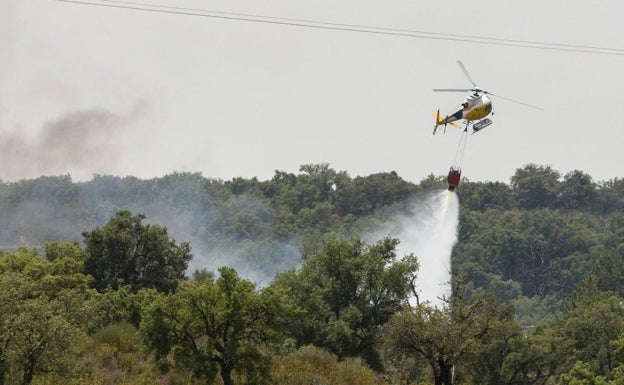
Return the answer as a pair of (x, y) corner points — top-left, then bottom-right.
(472, 118), (492, 133)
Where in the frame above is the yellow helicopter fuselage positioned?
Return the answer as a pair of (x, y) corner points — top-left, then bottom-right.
(463, 94), (492, 120)
(433, 93), (492, 134)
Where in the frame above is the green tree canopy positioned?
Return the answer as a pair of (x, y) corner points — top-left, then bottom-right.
(272, 236), (418, 370)
(0, 243), (97, 385)
(557, 277), (624, 378)
(139, 266), (289, 385)
(82, 210), (192, 293)
(511, 164), (560, 210)
(381, 286), (534, 385)
(560, 170), (597, 210)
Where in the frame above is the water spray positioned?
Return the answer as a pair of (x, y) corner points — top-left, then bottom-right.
(388, 190), (459, 308)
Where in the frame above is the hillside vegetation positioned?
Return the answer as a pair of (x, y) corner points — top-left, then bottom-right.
(0, 163), (623, 385)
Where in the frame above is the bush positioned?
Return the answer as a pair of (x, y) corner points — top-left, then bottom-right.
(271, 345), (382, 385)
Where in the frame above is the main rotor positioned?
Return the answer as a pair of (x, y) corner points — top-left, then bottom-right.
(433, 61), (543, 110)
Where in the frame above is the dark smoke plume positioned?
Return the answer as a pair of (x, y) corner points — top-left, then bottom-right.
(0, 104), (144, 180)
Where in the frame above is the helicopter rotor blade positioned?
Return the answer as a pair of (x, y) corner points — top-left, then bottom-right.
(457, 61), (478, 88)
(485, 92), (544, 110)
(434, 60), (544, 111)
(432, 88), (473, 92)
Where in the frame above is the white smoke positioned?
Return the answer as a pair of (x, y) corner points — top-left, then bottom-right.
(366, 190), (460, 308)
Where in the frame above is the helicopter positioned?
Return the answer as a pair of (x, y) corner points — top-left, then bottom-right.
(432, 61), (543, 135)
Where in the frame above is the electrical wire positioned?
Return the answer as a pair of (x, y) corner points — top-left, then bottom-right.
(94, 0), (624, 54)
(52, 0), (624, 56)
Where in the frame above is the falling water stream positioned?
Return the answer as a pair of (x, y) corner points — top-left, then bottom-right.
(393, 190), (460, 308)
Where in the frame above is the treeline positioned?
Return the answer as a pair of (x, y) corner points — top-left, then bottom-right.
(0, 164), (420, 284)
(0, 163), (623, 298)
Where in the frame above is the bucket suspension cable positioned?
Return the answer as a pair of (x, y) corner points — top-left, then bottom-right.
(451, 130), (469, 171)
(447, 130), (468, 191)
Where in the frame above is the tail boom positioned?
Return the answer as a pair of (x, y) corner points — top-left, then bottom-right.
(433, 109), (449, 134)
(432, 109), (463, 134)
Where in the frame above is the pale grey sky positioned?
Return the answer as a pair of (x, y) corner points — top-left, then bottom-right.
(2, 0), (623, 184)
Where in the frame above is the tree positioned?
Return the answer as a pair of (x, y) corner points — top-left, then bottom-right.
(139, 267), (289, 385)
(559, 170), (597, 210)
(456, 181), (516, 211)
(595, 178), (624, 214)
(351, 171), (415, 219)
(272, 236), (418, 370)
(510, 164), (560, 209)
(592, 249), (624, 296)
(82, 210), (192, 293)
(558, 361), (608, 385)
(381, 285), (522, 385)
(556, 277), (624, 378)
(454, 208), (598, 299)
(382, 304), (455, 385)
(0, 243), (97, 385)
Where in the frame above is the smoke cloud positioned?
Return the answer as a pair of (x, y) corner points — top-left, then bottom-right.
(140, 191), (303, 287)
(0, 103), (145, 181)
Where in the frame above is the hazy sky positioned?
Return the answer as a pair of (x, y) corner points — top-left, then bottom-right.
(2, 0), (623, 184)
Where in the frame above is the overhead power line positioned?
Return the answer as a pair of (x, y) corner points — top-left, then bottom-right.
(53, 0), (624, 56)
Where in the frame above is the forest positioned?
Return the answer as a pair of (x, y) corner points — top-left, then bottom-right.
(1, 163), (624, 385)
